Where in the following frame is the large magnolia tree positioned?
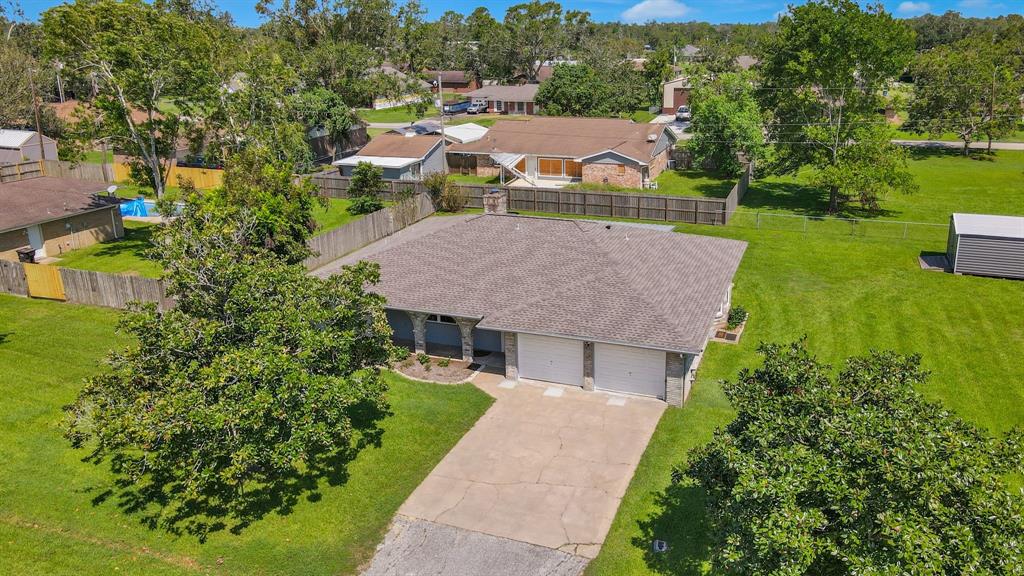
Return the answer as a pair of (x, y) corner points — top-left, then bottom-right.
(64, 150), (391, 537)
(684, 341), (1024, 574)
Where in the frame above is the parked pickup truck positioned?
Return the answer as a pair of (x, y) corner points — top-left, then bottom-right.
(443, 100), (472, 115)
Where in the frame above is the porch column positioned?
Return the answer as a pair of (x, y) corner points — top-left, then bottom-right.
(454, 317), (480, 362)
(503, 332), (519, 381)
(583, 341), (595, 391)
(665, 352), (688, 407)
(406, 311), (428, 354)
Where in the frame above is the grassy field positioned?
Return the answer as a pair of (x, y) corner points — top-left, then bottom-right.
(356, 105), (438, 124)
(450, 174), (500, 185)
(653, 169), (735, 198)
(740, 149), (1024, 223)
(893, 127), (1024, 143)
(54, 221), (162, 278)
(0, 295), (493, 575)
(366, 127), (390, 139)
(586, 150), (1024, 576)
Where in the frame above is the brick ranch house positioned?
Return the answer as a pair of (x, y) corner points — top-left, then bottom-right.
(464, 84), (540, 115)
(337, 205), (746, 406)
(425, 70), (481, 94)
(447, 117), (677, 189)
(0, 176), (124, 262)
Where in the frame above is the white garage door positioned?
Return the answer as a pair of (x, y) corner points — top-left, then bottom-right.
(594, 343), (666, 398)
(518, 333), (584, 386)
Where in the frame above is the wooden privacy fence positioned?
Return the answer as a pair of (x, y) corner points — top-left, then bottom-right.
(0, 160), (44, 182)
(38, 159), (223, 189)
(309, 168), (752, 225)
(304, 193), (436, 270)
(0, 260), (172, 310)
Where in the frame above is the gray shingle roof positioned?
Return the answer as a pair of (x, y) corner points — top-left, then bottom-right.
(358, 214), (746, 353)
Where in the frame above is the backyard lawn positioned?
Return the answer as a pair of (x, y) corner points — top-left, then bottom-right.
(585, 151), (1024, 576)
(0, 295), (493, 575)
(450, 174), (500, 185)
(653, 169), (735, 198)
(356, 105), (438, 124)
(739, 149), (1024, 223)
(312, 197), (359, 232)
(54, 220), (161, 278)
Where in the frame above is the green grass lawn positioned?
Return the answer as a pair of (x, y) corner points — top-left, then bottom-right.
(587, 222), (1024, 576)
(653, 169), (735, 198)
(892, 127), (1024, 143)
(366, 127), (390, 139)
(54, 221), (162, 278)
(0, 295), (493, 575)
(451, 174), (501, 185)
(313, 198), (360, 232)
(356, 105), (438, 124)
(622, 109), (657, 123)
(740, 149), (1024, 223)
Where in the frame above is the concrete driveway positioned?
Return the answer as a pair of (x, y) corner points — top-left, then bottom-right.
(397, 372), (665, 560)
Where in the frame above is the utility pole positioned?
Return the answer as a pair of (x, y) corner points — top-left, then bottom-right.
(438, 73), (447, 172)
(28, 66), (47, 163)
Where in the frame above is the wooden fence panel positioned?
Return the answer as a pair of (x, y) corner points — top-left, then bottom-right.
(308, 172), (733, 225)
(0, 260), (28, 296)
(59, 267), (170, 310)
(304, 193), (435, 270)
(0, 161), (44, 183)
(23, 263), (66, 300)
(42, 160), (111, 182)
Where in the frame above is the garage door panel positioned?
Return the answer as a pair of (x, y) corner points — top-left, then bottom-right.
(595, 343), (665, 398)
(518, 334), (584, 386)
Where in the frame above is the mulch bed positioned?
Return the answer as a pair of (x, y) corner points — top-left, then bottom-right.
(394, 357), (477, 383)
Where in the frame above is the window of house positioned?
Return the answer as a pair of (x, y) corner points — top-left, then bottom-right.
(616, 164), (626, 175)
(495, 100), (503, 112)
(565, 160), (583, 178)
(538, 157), (564, 177)
(427, 314), (456, 324)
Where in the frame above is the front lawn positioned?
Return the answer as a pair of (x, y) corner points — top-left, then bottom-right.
(0, 294), (493, 575)
(587, 224), (1024, 575)
(54, 220), (162, 278)
(356, 105), (438, 124)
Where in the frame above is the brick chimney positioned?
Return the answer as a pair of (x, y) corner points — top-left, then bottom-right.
(483, 189), (508, 215)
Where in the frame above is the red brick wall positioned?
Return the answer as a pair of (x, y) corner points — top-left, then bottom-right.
(582, 162), (643, 188)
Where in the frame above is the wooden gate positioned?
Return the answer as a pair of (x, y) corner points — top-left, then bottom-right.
(23, 263), (66, 301)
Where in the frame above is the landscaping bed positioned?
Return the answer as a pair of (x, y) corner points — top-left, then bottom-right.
(394, 354), (476, 383)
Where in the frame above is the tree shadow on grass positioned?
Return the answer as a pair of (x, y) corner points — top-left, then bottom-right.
(905, 146), (998, 163)
(87, 396), (390, 541)
(85, 225), (157, 261)
(633, 482), (714, 576)
(741, 180), (899, 220)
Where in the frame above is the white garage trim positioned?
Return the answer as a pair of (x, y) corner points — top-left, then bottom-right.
(517, 333), (584, 386)
(594, 343), (666, 399)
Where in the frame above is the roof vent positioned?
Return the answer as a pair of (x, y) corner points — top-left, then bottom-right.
(646, 133), (658, 142)
(404, 131), (416, 138)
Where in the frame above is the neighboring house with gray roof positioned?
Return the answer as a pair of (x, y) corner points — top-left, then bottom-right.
(448, 116), (676, 188)
(327, 208), (745, 405)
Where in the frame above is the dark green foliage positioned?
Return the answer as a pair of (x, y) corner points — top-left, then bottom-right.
(726, 306), (748, 329)
(437, 358), (451, 368)
(63, 149), (395, 537)
(686, 73), (764, 176)
(758, 0), (917, 213)
(684, 340), (1024, 575)
(347, 162), (386, 215)
(535, 62), (643, 117)
(416, 353), (431, 366)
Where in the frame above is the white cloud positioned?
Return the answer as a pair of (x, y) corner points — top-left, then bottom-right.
(957, 0), (988, 7)
(621, 0), (690, 23)
(897, 1), (930, 14)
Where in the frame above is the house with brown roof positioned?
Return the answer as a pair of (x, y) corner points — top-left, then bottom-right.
(316, 206), (746, 405)
(465, 84), (541, 115)
(0, 176), (123, 262)
(425, 70), (481, 94)
(448, 117), (677, 188)
(333, 133), (444, 180)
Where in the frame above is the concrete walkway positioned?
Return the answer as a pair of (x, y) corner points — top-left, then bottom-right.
(367, 371), (664, 573)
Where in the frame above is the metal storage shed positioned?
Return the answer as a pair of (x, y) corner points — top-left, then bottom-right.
(946, 213), (1024, 280)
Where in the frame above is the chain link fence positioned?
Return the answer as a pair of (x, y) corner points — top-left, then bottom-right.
(728, 211), (949, 243)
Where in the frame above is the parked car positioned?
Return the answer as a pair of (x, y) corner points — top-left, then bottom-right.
(467, 103), (486, 114)
(675, 105), (691, 122)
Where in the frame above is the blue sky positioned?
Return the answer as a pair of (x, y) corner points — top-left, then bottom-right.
(18, 0), (1021, 26)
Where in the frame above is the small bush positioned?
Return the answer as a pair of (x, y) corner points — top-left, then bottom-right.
(727, 305), (749, 329)
(437, 358), (450, 368)
(422, 171), (447, 204)
(438, 183), (467, 212)
(392, 346), (411, 362)
(416, 353), (431, 366)
(347, 195), (384, 215)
